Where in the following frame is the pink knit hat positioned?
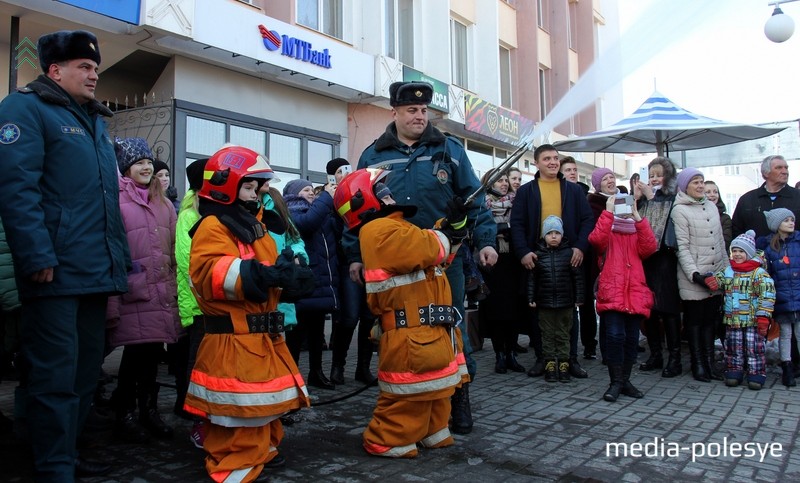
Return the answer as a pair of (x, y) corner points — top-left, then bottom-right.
(591, 168), (614, 192)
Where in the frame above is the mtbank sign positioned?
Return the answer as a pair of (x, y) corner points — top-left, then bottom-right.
(259, 25), (332, 69)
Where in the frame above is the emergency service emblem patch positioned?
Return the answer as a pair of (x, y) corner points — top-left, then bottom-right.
(436, 169), (448, 184)
(0, 123), (20, 144)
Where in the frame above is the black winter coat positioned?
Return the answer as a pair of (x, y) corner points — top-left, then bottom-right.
(527, 240), (584, 309)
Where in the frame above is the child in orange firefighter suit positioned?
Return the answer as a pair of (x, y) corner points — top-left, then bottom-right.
(333, 168), (471, 458)
(184, 145), (315, 483)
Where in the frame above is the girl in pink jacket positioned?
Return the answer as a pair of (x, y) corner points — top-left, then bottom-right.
(589, 194), (657, 402)
(107, 137), (181, 443)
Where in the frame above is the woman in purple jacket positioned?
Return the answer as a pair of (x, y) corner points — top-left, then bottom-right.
(107, 137), (182, 443)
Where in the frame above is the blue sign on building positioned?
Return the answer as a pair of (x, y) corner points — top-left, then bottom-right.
(56, 0), (140, 25)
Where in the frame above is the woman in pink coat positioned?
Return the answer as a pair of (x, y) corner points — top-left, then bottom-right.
(589, 193), (657, 402)
(107, 137), (181, 443)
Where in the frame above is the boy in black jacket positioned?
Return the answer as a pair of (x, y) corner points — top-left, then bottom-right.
(527, 216), (585, 382)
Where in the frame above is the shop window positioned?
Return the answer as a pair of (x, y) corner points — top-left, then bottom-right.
(450, 19), (469, 88)
(230, 125), (266, 154)
(297, 0), (343, 40)
(187, 117), (225, 156)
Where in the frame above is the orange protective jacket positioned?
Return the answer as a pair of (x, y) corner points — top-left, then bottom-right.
(185, 215), (310, 421)
(361, 211), (469, 400)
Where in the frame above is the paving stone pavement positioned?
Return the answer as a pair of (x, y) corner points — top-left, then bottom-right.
(2, 333), (798, 482)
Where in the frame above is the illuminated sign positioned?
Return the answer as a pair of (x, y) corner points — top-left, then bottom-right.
(465, 93), (534, 145)
(258, 25), (332, 69)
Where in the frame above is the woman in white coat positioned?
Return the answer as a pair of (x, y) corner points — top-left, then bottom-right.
(670, 168), (729, 382)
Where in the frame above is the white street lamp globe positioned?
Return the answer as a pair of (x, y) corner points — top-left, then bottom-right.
(765, 8), (795, 43)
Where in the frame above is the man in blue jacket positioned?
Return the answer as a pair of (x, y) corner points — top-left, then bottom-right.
(0, 30), (129, 481)
(355, 81), (498, 435)
(510, 144), (594, 380)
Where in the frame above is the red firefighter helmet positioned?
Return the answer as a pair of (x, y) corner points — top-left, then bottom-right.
(333, 168), (388, 230)
(198, 145), (276, 204)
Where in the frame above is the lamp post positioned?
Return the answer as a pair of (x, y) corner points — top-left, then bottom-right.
(765, 0), (799, 42)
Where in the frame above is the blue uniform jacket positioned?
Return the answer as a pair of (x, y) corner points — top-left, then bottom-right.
(353, 122), (496, 262)
(0, 75), (129, 299)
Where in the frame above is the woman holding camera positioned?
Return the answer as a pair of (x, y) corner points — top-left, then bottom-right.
(634, 157), (684, 378)
(479, 169), (526, 373)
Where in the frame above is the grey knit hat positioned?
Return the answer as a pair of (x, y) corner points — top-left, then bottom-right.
(730, 230), (757, 260)
(283, 179), (313, 197)
(542, 215), (564, 236)
(764, 208), (795, 233)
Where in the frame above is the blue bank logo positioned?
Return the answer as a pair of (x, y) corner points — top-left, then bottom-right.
(257, 24), (332, 69)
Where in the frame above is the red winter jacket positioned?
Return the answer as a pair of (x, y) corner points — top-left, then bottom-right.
(589, 211), (658, 318)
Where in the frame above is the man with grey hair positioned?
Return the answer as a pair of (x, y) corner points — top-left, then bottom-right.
(732, 154), (800, 238)
(733, 154), (800, 380)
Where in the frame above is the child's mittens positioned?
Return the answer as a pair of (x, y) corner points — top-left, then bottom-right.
(704, 275), (719, 291)
(756, 317), (770, 338)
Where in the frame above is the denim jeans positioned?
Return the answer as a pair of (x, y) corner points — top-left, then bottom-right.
(602, 311), (642, 367)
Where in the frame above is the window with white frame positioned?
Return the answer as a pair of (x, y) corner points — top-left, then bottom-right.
(539, 68), (549, 117)
(537, 0), (548, 29)
(451, 19), (468, 88)
(568, 0), (578, 50)
(385, 0), (414, 65)
(297, 0), (343, 40)
(499, 46), (512, 108)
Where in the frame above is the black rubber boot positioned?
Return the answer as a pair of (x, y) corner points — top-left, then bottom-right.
(354, 355), (377, 386)
(603, 365), (624, 402)
(308, 368), (336, 390)
(782, 361), (796, 387)
(687, 325), (710, 382)
(329, 365), (345, 385)
(114, 411), (150, 444)
(569, 357), (588, 378)
(621, 363), (644, 398)
(495, 352), (507, 374)
(527, 359), (545, 377)
(703, 324), (724, 381)
(505, 351), (525, 373)
(450, 384), (473, 434)
(139, 387), (173, 439)
(639, 317), (663, 370)
(661, 316), (682, 378)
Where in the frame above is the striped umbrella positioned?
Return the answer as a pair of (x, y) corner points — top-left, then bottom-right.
(554, 91), (786, 156)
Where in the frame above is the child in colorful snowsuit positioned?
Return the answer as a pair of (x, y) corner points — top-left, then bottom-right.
(707, 230), (775, 390)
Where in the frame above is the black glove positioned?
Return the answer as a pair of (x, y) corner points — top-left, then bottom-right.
(692, 271), (712, 288)
(439, 197), (469, 245)
(445, 197), (470, 227)
(275, 249), (316, 302)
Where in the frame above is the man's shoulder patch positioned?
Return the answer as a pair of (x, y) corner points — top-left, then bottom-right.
(0, 123), (21, 144)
